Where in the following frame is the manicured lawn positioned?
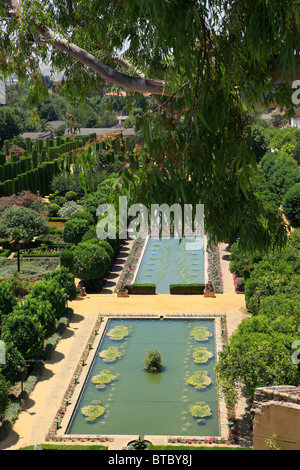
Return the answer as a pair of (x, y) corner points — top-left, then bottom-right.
(148, 445), (252, 450)
(19, 444), (109, 450)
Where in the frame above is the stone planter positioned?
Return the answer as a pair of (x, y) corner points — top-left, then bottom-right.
(204, 291), (216, 298)
(117, 289), (129, 297)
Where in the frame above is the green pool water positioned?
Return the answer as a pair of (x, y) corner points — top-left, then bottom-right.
(67, 319), (219, 437)
(134, 237), (205, 294)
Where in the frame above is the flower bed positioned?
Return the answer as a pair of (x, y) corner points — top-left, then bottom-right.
(232, 273), (245, 294)
(116, 237), (146, 290)
(207, 239), (223, 293)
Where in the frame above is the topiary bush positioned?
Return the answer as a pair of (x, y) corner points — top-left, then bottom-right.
(27, 279), (66, 319)
(63, 218), (90, 244)
(59, 250), (75, 275)
(73, 240), (111, 282)
(47, 203), (60, 218)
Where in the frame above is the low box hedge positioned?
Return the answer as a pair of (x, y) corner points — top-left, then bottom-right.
(125, 284), (156, 294)
(169, 284), (206, 294)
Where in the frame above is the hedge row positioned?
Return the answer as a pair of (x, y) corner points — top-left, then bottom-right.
(169, 284), (206, 294)
(0, 160), (60, 197)
(125, 284), (156, 294)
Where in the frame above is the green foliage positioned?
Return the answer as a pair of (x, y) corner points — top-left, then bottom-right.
(169, 284), (205, 295)
(47, 203), (60, 218)
(107, 325), (129, 341)
(260, 152), (300, 198)
(1, 312), (45, 359)
(0, 373), (9, 418)
(59, 250), (75, 275)
(73, 240), (111, 281)
(190, 326), (212, 342)
(81, 400), (105, 422)
(125, 284), (156, 294)
(251, 124), (270, 162)
(186, 371), (212, 390)
(144, 349), (163, 373)
(63, 218), (90, 244)
(99, 346), (123, 363)
(282, 183), (300, 228)
(192, 347), (214, 364)
(27, 279), (66, 319)
(0, 281), (17, 324)
(44, 267), (78, 301)
(91, 370), (117, 389)
(0, 343), (26, 385)
(189, 401), (212, 419)
(12, 297), (56, 339)
(0, 206), (49, 242)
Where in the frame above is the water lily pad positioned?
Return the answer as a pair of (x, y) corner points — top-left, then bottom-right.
(99, 346), (123, 362)
(189, 401), (212, 419)
(91, 370), (117, 389)
(192, 346), (214, 364)
(190, 326), (212, 342)
(107, 325), (129, 341)
(81, 400), (105, 422)
(186, 371), (212, 389)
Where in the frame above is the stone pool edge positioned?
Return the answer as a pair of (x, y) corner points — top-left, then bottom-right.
(54, 313), (229, 448)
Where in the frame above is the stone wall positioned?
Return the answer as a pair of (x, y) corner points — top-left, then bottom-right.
(252, 386), (300, 450)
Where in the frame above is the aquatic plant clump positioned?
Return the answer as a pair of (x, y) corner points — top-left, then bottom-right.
(190, 326), (212, 342)
(107, 325), (130, 341)
(91, 370), (117, 389)
(99, 346), (123, 362)
(81, 400), (105, 422)
(186, 371), (212, 390)
(189, 401), (212, 420)
(192, 346), (214, 364)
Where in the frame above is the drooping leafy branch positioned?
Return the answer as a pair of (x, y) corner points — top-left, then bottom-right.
(1, 0), (299, 250)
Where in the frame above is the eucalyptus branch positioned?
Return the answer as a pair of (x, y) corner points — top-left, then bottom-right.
(4, 0), (168, 95)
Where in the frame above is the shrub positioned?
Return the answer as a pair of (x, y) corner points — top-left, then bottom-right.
(0, 281), (17, 324)
(27, 279), (66, 319)
(70, 210), (95, 225)
(58, 201), (82, 218)
(73, 241), (111, 281)
(144, 350), (163, 372)
(1, 313), (45, 359)
(13, 297), (56, 339)
(0, 206), (49, 242)
(63, 218), (90, 244)
(282, 182), (300, 228)
(47, 203), (60, 218)
(0, 373), (9, 418)
(169, 284), (205, 294)
(44, 267), (78, 301)
(60, 250), (75, 275)
(0, 343), (26, 385)
(126, 284), (156, 294)
(65, 190), (78, 201)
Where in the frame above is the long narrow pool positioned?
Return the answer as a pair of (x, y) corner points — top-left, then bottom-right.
(134, 237), (205, 294)
(67, 318), (219, 437)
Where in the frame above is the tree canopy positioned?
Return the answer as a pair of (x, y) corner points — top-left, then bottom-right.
(1, 0), (300, 250)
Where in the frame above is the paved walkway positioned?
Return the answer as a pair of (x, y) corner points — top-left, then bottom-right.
(0, 242), (249, 450)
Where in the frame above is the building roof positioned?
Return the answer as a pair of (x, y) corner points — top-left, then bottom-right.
(64, 127), (134, 137)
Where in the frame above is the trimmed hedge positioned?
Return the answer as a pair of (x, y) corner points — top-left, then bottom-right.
(169, 284), (206, 294)
(125, 284), (156, 294)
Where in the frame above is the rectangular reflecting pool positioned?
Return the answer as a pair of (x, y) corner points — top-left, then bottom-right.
(134, 237), (205, 294)
(67, 318), (219, 437)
